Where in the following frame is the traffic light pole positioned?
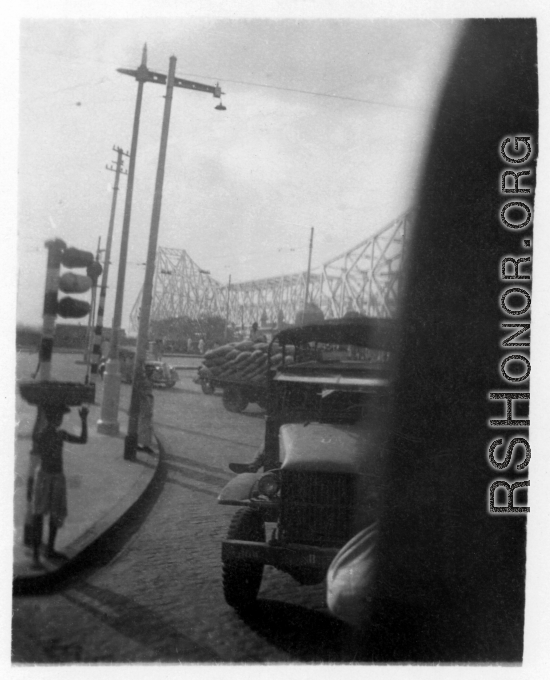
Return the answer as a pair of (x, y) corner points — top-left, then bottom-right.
(26, 238), (67, 545)
(84, 237), (101, 364)
(32, 239), (65, 434)
(39, 239), (65, 381)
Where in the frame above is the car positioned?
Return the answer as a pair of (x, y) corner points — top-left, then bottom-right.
(98, 352), (179, 388)
(144, 360), (179, 388)
(217, 316), (394, 611)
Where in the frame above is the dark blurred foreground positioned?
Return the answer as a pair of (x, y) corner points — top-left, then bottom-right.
(353, 19), (536, 662)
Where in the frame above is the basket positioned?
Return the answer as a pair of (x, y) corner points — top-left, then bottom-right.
(18, 381), (96, 407)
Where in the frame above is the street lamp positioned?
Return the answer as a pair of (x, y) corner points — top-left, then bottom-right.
(123, 55), (226, 461)
(98, 44), (150, 435)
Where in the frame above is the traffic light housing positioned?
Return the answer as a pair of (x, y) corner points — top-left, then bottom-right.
(56, 247), (101, 319)
(62, 247), (94, 269)
(59, 272), (92, 294)
(57, 297), (92, 319)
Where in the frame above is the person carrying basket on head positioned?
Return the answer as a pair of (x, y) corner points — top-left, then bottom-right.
(30, 403), (89, 569)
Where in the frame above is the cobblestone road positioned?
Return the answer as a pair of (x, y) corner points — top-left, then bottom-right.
(12, 357), (352, 663)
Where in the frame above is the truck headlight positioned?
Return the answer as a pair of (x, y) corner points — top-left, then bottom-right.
(257, 472), (280, 498)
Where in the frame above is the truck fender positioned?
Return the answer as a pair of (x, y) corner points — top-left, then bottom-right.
(218, 473), (260, 505)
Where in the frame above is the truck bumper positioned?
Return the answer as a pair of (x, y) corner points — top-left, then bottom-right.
(222, 539), (338, 570)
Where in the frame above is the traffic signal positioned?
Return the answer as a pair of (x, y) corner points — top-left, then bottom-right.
(56, 247), (102, 318)
(62, 247), (94, 269)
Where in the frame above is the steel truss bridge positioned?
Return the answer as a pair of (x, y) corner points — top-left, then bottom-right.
(129, 210), (413, 332)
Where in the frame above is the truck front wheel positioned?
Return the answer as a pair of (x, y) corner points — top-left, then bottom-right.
(223, 508), (264, 610)
(201, 380), (215, 395)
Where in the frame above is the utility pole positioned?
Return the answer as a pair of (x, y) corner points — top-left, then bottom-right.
(224, 274), (232, 341)
(90, 146), (128, 399)
(123, 56), (226, 461)
(302, 227), (314, 323)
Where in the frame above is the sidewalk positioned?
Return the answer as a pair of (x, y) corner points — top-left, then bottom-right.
(13, 395), (161, 593)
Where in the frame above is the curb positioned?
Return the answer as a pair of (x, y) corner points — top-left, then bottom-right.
(13, 436), (165, 596)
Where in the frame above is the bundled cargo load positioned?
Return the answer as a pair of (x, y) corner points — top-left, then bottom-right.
(200, 341), (293, 383)
(196, 340), (294, 412)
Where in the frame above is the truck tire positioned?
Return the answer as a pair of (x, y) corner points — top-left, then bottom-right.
(222, 386), (249, 412)
(223, 508), (265, 610)
(201, 380), (215, 395)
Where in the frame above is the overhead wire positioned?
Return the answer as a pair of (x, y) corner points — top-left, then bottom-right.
(21, 44), (427, 112)
(178, 72), (429, 111)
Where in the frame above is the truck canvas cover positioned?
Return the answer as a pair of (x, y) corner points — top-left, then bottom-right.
(274, 317), (395, 351)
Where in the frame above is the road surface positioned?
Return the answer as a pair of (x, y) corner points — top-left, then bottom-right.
(12, 352), (351, 663)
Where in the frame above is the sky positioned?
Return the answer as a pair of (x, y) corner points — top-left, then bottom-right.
(3, 2), (550, 676)
(16, 13), (461, 331)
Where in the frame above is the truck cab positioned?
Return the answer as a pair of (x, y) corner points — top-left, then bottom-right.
(218, 316), (393, 611)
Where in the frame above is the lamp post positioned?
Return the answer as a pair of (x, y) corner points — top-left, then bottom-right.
(123, 56), (226, 460)
(98, 44), (150, 435)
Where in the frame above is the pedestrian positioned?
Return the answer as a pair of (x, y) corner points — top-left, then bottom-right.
(137, 364), (155, 454)
(100, 336), (110, 361)
(23, 410), (47, 546)
(30, 404), (89, 568)
(154, 337), (164, 361)
(198, 337), (205, 355)
(122, 353), (134, 383)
